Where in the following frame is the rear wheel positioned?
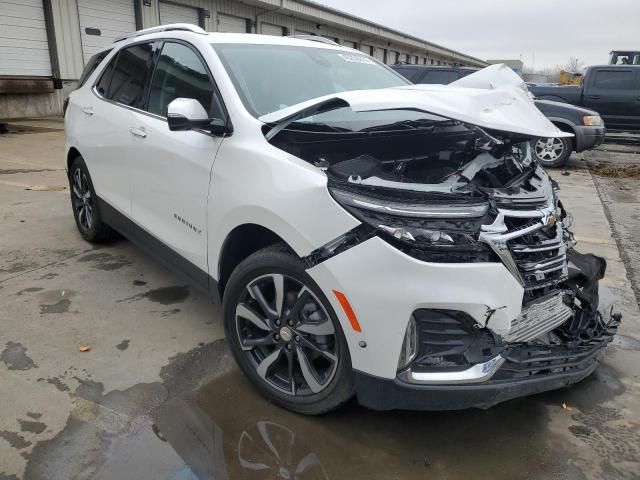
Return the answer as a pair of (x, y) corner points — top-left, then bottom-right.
(223, 245), (354, 415)
(531, 136), (573, 168)
(68, 156), (117, 242)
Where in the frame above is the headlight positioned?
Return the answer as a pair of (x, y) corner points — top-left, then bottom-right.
(329, 187), (496, 262)
(583, 115), (603, 126)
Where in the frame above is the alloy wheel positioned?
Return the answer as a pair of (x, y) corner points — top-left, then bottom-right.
(71, 167), (93, 231)
(534, 137), (565, 162)
(235, 273), (339, 396)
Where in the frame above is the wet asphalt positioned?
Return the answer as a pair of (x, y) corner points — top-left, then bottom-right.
(1, 120), (639, 480)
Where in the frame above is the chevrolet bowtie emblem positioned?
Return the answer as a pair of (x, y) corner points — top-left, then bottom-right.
(547, 214), (557, 226)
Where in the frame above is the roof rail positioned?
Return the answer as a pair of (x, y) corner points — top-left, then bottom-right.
(114, 23), (207, 43)
(289, 35), (340, 47)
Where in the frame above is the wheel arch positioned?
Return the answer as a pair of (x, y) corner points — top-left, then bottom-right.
(217, 223), (294, 299)
(66, 147), (82, 175)
(550, 121), (576, 150)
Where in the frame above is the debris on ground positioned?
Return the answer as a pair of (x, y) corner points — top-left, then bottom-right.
(589, 163), (640, 179)
(562, 402), (573, 412)
(79, 345), (91, 352)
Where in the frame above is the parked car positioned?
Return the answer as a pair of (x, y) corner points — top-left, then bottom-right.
(65, 25), (620, 414)
(528, 65), (640, 130)
(392, 64), (606, 167)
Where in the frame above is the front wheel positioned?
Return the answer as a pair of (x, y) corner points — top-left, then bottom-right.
(223, 245), (354, 415)
(531, 136), (573, 168)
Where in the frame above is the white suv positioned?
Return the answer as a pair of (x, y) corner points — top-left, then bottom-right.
(65, 24), (620, 414)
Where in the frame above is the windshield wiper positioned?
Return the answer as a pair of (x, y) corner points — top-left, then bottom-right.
(360, 118), (455, 133)
(286, 121), (352, 133)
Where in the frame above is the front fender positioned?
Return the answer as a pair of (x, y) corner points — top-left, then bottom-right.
(207, 138), (359, 280)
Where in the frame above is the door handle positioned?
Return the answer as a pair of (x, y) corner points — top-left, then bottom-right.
(588, 95), (601, 100)
(81, 107), (94, 116)
(129, 127), (147, 138)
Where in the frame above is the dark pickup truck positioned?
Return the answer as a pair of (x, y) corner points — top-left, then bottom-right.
(529, 65), (640, 130)
(391, 64), (605, 167)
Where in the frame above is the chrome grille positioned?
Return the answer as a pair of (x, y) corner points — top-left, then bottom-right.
(479, 194), (569, 293)
(508, 223), (568, 290)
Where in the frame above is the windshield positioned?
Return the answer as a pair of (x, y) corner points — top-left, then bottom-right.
(213, 43), (408, 117)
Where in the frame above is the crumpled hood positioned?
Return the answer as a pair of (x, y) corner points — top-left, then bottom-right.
(260, 64), (573, 139)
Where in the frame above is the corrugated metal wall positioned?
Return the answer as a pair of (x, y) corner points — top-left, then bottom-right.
(44, 0), (485, 82)
(50, 0), (83, 79)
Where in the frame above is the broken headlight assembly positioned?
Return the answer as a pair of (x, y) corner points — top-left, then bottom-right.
(329, 188), (499, 263)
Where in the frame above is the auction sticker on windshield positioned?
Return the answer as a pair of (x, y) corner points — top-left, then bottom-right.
(338, 53), (376, 64)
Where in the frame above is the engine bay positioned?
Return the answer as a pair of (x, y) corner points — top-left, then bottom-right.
(269, 120), (539, 200)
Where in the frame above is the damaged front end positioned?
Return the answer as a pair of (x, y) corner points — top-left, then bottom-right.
(263, 67), (621, 408)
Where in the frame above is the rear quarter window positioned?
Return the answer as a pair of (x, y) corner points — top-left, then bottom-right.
(78, 49), (112, 87)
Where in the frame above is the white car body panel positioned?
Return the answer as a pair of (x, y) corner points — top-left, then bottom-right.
(128, 111), (221, 271)
(66, 79), (134, 216)
(206, 123), (361, 270)
(307, 236), (523, 379)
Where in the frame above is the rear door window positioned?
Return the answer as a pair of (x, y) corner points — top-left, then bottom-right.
(391, 67), (423, 83)
(592, 70), (635, 90)
(95, 56), (116, 97)
(422, 70), (459, 84)
(106, 42), (157, 109)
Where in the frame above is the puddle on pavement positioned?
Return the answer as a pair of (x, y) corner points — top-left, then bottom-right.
(91, 369), (605, 480)
(46, 284), (631, 480)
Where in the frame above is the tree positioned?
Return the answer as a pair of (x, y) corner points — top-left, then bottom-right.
(562, 57), (585, 73)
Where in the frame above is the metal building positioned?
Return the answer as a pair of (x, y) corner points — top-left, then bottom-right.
(0, 0), (488, 119)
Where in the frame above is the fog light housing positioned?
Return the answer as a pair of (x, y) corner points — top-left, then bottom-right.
(397, 315), (418, 370)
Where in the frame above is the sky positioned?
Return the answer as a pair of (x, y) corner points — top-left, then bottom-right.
(313, 0), (639, 71)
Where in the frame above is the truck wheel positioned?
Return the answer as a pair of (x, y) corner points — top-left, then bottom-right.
(531, 137), (573, 168)
(223, 245), (354, 415)
(68, 156), (118, 242)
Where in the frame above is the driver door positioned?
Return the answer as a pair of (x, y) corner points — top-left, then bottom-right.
(128, 41), (226, 280)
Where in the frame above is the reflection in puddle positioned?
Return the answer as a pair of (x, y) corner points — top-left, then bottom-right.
(237, 421), (328, 480)
(91, 365), (621, 480)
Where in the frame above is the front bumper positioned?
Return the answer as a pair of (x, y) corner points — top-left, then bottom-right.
(573, 125), (606, 152)
(354, 329), (616, 411)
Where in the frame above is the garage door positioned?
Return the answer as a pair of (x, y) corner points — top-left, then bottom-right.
(373, 48), (385, 63)
(78, 0), (135, 64)
(0, 0), (51, 76)
(159, 2), (199, 26)
(261, 23), (284, 36)
(360, 44), (374, 56)
(388, 50), (398, 64)
(218, 14), (247, 33)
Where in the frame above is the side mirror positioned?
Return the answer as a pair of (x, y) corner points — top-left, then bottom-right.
(167, 98), (229, 135)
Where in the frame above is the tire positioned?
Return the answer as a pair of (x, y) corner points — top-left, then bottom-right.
(223, 244), (354, 415)
(531, 136), (573, 168)
(68, 156), (118, 243)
